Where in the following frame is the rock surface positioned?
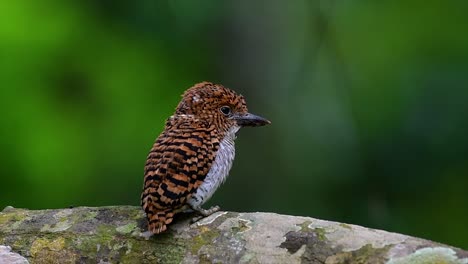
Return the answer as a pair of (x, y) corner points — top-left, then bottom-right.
(0, 206), (467, 263)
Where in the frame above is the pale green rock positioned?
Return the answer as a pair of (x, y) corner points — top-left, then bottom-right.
(40, 220), (72, 232)
(387, 247), (468, 264)
(115, 222), (138, 234)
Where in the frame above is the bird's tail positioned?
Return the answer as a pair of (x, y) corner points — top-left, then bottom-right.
(147, 209), (175, 234)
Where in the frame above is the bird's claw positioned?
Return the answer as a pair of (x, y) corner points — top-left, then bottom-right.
(140, 231), (154, 240)
(190, 215), (203, 224)
(190, 205), (221, 223)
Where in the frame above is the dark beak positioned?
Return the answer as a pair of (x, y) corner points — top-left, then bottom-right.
(231, 113), (271, 127)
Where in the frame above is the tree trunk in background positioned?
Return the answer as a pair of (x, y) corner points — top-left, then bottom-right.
(0, 206), (466, 263)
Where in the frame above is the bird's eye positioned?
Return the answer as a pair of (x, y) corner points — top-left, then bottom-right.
(220, 106), (231, 116)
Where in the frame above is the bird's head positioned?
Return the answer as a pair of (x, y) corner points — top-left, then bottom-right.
(175, 82), (270, 132)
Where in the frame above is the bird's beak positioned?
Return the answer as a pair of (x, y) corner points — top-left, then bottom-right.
(231, 112), (271, 127)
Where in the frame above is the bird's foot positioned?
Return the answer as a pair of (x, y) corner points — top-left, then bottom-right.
(190, 205), (220, 223)
(195, 205), (221, 216)
(139, 230), (154, 240)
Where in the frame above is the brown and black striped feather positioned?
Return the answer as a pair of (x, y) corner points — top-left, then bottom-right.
(141, 115), (220, 234)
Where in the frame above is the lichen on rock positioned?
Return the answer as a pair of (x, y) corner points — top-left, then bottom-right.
(1, 206), (467, 263)
(387, 247), (468, 264)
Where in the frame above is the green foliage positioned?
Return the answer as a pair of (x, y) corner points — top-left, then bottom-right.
(1, 0), (467, 249)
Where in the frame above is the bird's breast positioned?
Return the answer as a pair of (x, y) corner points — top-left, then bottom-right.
(188, 126), (240, 207)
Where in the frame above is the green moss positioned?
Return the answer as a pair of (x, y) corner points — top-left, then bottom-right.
(128, 233), (185, 263)
(298, 221), (313, 232)
(314, 227), (327, 241)
(30, 237), (65, 256)
(129, 209), (145, 220)
(339, 223), (352, 230)
(191, 226), (221, 255)
(0, 214), (11, 225)
(66, 208), (98, 226)
(97, 224), (116, 237)
(29, 236), (77, 263)
(0, 211), (26, 226)
(74, 224), (116, 258)
(0, 212), (28, 233)
(112, 206), (145, 221)
(80, 211), (98, 222)
(12, 234), (36, 250)
(1, 207), (188, 263)
(40, 220), (72, 232)
(116, 222), (138, 235)
(231, 219), (251, 234)
(326, 244), (392, 264)
(152, 239), (185, 264)
(73, 222), (186, 263)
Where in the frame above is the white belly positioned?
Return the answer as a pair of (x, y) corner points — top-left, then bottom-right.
(188, 126), (239, 207)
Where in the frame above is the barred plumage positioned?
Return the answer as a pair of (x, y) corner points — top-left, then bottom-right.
(141, 82), (270, 235)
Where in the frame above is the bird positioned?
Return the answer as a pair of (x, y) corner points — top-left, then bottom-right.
(141, 81), (270, 236)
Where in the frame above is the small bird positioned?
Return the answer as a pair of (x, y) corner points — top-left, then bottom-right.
(141, 82), (270, 235)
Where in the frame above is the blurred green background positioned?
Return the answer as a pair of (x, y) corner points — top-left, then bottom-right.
(1, 0), (467, 249)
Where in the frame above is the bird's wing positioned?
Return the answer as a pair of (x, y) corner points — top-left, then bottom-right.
(141, 117), (219, 217)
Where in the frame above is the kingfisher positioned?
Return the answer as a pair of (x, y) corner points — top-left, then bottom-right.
(141, 82), (270, 235)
